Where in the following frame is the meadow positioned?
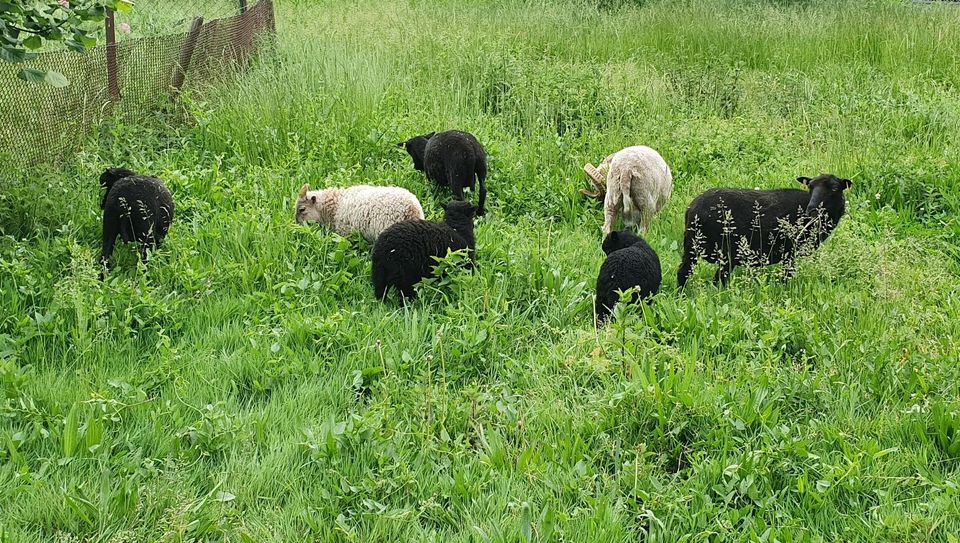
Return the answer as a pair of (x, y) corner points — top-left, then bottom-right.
(2, 0), (960, 540)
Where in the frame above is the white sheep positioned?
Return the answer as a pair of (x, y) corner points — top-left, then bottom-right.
(295, 183), (425, 242)
(583, 145), (673, 236)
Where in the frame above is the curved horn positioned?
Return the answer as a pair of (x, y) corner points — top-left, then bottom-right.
(583, 163), (605, 186)
(581, 164), (606, 200)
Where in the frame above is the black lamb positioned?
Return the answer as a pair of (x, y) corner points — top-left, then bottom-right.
(400, 130), (488, 216)
(98, 167), (175, 268)
(677, 173), (851, 288)
(595, 230), (662, 327)
(371, 200), (477, 301)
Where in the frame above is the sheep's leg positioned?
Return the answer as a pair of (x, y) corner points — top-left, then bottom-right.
(447, 159), (475, 206)
(639, 192), (661, 234)
(398, 285), (417, 301)
(595, 296), (613, 328)
(601, 196), (619, 236)
(99, 214), (120, 270)
(780, 260), (797, 282)
(476, 161), (487, 216)
(713, 264), (733, 286)
(374, 282), (389, 301)
(677, 251), (696, 290)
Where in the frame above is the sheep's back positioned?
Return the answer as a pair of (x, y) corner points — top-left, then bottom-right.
(103, 176), (174, 228)
(597, 244), (662, 295)
(336, 186), (424, 241)
(372, 220), (467, 272)
(686, 188), (808, 230)
(423, 131), (486, 185)
(596, 243), (662, 323)
(609, 146), (673, 208)
(684, 188), (812, 265)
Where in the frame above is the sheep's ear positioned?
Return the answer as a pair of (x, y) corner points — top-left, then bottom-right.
(842, 178), (852, 190)
(425, 132), (435, 139)
(310, 195), (317, 203)
(796, 176), (812, 186)
(298, 183), (309, 198)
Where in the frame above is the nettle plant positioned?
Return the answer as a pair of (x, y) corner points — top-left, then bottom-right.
(0, 0), (134, 86)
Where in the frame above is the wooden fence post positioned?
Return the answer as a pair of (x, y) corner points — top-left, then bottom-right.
(170, 16), (205, 97)
(105, 9), (120, 101)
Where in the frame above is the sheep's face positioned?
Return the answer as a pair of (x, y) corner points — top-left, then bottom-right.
(799, 174), (851, 217)
(295, 184), (338, 225)
(443, 200), (477, 222)
(602, 230), (642, 255)
(99, 167), (137, 209)
(399, 133), (434, 171)
(100, 167), (137, 189)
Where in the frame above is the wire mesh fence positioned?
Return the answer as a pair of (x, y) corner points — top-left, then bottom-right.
(0, 0), (275, 165)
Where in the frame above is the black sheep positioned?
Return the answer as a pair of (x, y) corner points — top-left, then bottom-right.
(99, 167), (175, 268)
(595, 230), (662, 327)
(400, 130), (488, 216)
(677, 173), (851, 288)
(371, 200), (477, 301)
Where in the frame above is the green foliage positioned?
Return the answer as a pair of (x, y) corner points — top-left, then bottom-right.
(1, 0), (960, 541)
(0, 0), (134, 86)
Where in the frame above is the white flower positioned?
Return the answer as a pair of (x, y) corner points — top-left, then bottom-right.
(119, 22), (131, 35)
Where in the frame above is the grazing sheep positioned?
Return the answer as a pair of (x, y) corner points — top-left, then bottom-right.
(371, 201), (477, 301)
(99, 167), (174, 268)
(595, 230), (662, 327)
(583, 145), (673, 235)
(400, 130), (488, 216)
(677, 173), (852, 288)
(295, 183), (424, 242)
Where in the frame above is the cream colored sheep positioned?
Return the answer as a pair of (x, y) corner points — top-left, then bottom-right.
(295, 184), (424, 242)
(584, 145), (673, 236)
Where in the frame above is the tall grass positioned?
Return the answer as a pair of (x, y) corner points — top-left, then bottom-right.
(1, 0), (960, 541)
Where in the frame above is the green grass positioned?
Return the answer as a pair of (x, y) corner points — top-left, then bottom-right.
(3, 0), (960, 540)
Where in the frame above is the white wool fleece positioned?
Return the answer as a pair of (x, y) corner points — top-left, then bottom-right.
(296, 184), (425, 242)
(599, 146), (673, 235)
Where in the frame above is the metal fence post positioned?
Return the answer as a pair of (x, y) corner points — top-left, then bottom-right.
(105, 9), (120, 101)
(239, 0), (248, 14)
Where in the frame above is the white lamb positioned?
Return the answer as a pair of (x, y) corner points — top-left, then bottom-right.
(295, 183), (425, 242)
(583, 145), (673, 236)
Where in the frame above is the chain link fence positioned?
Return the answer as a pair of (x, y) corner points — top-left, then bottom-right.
(0, 0), (275, 165)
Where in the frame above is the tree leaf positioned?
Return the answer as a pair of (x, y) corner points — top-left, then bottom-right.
(117, 0), (135, 13)
(22, 35), (42, 50)
(64, 38), (85, 52)
(44, 69), (70, 87)
(18, 66), (67, 88)
(1, 46), (31, 63)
